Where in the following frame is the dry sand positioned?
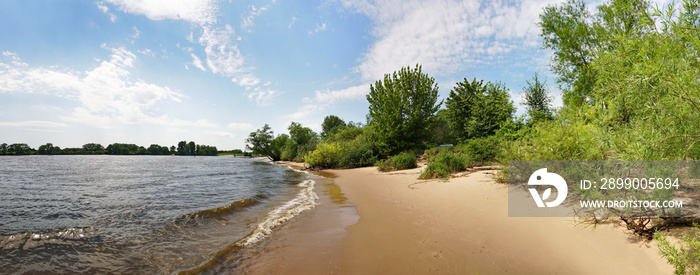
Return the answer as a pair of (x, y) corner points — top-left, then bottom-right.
(331, 165), (674, 274)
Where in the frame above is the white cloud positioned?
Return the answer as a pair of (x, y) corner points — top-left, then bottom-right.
(171, 118), (217, 127)
(227, 122), (254, 130)
(0, 120), (67, 128)
(0, 49), (213, 128)
(287, 84), (369, 119)
(190, 53), (206, 71)
(206, 130), (236, 138)
(131, 26), (140, 39)
(198, 24), (248, 77)
(246, 90), (281, 106)
(341, 0), (563, 81)
(241, 5), (268, 30)
(105, 0), (266, 92)
(232, 74), (260, 87)
(309, 22), (327, 34)
(97, 3), (109, 13)
(104, 0), (218, 25)
(288, 16), (298, 29)
(96, 2), (117, 22)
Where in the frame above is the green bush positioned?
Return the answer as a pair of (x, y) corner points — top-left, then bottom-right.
(377, 151), (418, 172)
(305, 129), (377, 169)
(419, 162), (451, 179)
(654, 225), (700, 275)
(305, 142), (343, 169)
(457, 135), (499, 164)
(431, 150), (469, 171)
(419, 151), (469, 179)
(338, 139), (377, 168)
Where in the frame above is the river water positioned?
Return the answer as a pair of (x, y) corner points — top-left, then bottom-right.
(0, 155), (350, 274)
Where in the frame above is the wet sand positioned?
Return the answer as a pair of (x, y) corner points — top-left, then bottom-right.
(215, 162), (358, 274)
(331, 165), (674, 274)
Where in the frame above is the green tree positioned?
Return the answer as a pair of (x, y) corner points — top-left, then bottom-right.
(321, 115), (346, 139)
(177, 141), (186, 155)
(196, 145), (218, 156)
(540, 0), (653, 107)
(82, 143), (105, 153)
(284, 122), (318, 161)
(187, 141), (196, 156)
(539, 0), (598, 107)
(466, 82), (515, 138)
(0, 143), (7, 155)
(445, 79), (515, 141)
(148, 144), (162, 155)
(429, 109), (454, 146)
(7, 143), (32, 155)
(523, 73), (554, 124)
(445, 78), (487, 143)
(246, 124), (286, 161)
(170, 146), (176, 154)
(366, 64), (442, 153)
(106, 143), (140, 155)
(38, 143), (60, 155)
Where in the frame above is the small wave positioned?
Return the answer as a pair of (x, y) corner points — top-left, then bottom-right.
(0, 227), (96, 250)
(176, 195), (267, 222)
(176, 180), (318, 275)
(287, 165), (310, 174)
(239, 179), (317, 246)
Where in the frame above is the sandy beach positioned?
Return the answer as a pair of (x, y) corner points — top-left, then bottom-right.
(331, 165), (674, 274)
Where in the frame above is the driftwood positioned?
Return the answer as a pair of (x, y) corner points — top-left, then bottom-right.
(620, 216), (700, 240)
(467, 165), (502, 171)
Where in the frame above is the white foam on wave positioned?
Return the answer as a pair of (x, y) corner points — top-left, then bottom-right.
(286, 165), (310, 174)
(239, 179), (318, 247)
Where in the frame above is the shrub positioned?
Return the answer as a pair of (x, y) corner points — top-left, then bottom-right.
(430, 150), (469, 171)
(419, 162), (451, 179)
(377, 151), (417, 172)
(654, 224), (700, 275)
(422, 146), (463, 161)
(305, 130), (378, 169)
(457, 135), (500, 164)
(419, 151), (469, 179)
(305, 142), (343, 169)
(338, 139), (377, 168)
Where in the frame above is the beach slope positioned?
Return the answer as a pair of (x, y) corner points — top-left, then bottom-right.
(332, 166), (673, 274)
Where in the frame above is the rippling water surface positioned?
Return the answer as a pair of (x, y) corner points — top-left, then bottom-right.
(0, 155), (312, 274)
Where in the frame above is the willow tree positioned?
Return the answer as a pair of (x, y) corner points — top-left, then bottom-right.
(366, 64), (442, 154)
(246, 124), (287, 161)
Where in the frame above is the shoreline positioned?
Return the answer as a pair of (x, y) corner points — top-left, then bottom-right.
(331, 165), (674, 274)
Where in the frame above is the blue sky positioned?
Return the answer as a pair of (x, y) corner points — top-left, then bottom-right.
(0, 0), (670, 150)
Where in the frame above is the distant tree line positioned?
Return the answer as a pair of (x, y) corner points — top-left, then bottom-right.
(0, 141), (223, 156)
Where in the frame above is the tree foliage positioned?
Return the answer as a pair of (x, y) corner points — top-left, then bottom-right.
(321, 115), (346, 139)
(246, 124), (285, 161)
(82, 143), (105, 154)
(540, 0), (655, 107)
(305, 125), (377, 169)
(38, 143), (61, 155)
(1, 143), (33, 155)
(539, 0), (598, 106)
(655, 224), (700, 275)
(366, 64), (442, 153)
(282, 122), (318, 161)
(445, 78), (486, 143)
(523, 73), (554, 124)
(445, 79), (515, 141)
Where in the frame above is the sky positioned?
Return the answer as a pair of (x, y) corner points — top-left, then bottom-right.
(0, 0), (672, 150)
